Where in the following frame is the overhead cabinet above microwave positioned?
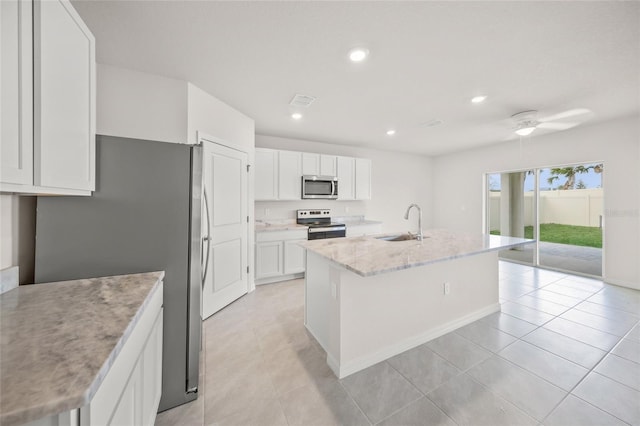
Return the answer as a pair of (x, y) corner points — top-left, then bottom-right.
(255, 148), (371, 201)
(1, 0), (96, 196)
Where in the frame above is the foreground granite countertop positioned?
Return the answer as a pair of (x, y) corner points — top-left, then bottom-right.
(299, 229), (534, 277)
(0, 271), (164, 426)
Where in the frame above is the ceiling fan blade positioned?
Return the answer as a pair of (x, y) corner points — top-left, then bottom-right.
(537, 122), (578, 130)
(538, 108), (591, 122)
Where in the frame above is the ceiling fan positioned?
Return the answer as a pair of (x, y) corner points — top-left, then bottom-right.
(511, 108), (593, 137)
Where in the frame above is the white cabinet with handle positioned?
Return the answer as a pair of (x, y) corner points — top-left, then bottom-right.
(1, 0), (95, 195)
(255, 229), (307, 284)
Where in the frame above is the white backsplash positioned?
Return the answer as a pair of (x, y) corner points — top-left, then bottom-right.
(254, 200), (368, 222)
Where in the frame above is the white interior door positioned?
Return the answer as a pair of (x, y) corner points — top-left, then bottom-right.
(202, 141), (248, 319)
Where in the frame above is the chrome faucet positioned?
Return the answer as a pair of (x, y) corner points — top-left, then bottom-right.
(404, 204), (423, 241)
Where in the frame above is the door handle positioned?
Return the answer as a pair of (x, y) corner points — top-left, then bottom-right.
(202, 187), (212, 289)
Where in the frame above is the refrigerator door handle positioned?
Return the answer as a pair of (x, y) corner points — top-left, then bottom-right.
(202, 186), (212, 289)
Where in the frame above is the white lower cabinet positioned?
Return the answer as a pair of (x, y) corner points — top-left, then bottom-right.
(284, 239), (306, 274)
(83, 288), (163, 426)
(255, 241), (284, 278)
(256, 229), (307, 284)
(27, 284), (164, 426)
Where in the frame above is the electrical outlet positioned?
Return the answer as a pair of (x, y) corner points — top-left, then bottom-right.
(443, 282), (450, 295)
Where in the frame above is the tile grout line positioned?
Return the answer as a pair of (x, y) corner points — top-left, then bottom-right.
(335, 376), (375, 425)
(380, 357), (460, 426)
(537, 325), (639, 426)
(499, 268), (638, 425)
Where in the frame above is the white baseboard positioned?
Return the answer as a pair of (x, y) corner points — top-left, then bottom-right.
(335, 303), (501, 379)
(0, 266), (19, 295)
(255, 272), (304, 285)
(603, 277), (640, 290)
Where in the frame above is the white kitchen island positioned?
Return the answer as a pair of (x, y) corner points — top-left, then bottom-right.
(300, 229), (533, 378)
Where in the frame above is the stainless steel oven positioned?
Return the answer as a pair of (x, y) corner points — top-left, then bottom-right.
(297, 209), (346, 240)
(302, 175), (338, 199)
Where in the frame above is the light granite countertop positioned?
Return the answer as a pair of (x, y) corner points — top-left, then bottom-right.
(255, 217), (382, 233)
(0, 271), (164, 426)
(299, 229), (534, 277)
(255, 222), (308, 232)
(339, 219), (383, 226)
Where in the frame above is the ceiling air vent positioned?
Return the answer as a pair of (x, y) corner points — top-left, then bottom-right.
(289, 94), (317, 108)
(420, 119), (443, 128)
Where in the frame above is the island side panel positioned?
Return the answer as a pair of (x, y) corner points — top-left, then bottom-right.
(304, 251), (335, 354)
(337, 251), (500, 378)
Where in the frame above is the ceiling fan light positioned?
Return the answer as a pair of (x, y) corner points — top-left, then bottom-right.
(515, 126), (536, 136)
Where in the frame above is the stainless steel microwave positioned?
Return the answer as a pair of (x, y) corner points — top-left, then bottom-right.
(301, 175), (338, 199)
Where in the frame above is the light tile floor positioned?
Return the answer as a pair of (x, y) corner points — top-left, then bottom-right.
(155, 261), (640, 426)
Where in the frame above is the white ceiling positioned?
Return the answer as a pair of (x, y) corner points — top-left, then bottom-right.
(72, 1), (639, 156)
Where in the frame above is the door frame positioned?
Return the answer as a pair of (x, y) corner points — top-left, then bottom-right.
(483, 160), (605, 278)
(197, 131), (255, 293)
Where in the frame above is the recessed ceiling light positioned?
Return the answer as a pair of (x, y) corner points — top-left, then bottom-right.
(386, 129), (396, 136)
(291, 113), (302, 120)
(349, 48), (369, 62)
(471, 95), (487, 104)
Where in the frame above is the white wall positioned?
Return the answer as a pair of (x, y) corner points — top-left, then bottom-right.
(255, 135), (433, 233)
(433, 115), (640, 288)
(0, 194), (35, 284)
(187, 84), (255, 149)
(97, 64), (188, 144)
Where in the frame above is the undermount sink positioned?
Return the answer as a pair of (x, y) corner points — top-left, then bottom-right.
(375, 233), (418, 242)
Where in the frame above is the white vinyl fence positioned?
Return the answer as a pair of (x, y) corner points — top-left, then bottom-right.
(489, 188), (603, 231)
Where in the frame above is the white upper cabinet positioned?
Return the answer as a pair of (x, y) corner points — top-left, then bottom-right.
(301, 153), (337, 177)
(355, 158), (372, 200)
(255, 148), (371, 201)
(278, 150), (302, 200)
(301, 153), (319, 175)
(34, 0), (95, 191)
(1, 0), (33, 185)
(336, 156), (355, 200)
(1, 0), (96, 195)
(255, 148), (278, 200)
(320, 154), (337, 176)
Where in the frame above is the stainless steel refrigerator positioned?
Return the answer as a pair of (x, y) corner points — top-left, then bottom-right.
(34, 135), (205, 412)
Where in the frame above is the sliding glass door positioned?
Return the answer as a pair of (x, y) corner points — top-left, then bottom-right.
(487, 171), (536, 265)
(486, 163), (603, 277)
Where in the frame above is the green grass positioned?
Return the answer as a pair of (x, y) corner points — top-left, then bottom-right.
(490, 223), (602, 248)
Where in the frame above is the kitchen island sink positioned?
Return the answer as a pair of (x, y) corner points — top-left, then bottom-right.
(374, 233), (420, 241)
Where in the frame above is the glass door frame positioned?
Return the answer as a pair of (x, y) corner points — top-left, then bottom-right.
(483, 160), (604, 277)
(483, 168), (538, 266)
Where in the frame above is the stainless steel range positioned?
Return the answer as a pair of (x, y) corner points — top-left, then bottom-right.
(297, 209), (346, 240)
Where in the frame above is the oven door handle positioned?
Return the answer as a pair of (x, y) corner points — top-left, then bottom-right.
(308, 225), (346, 233)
